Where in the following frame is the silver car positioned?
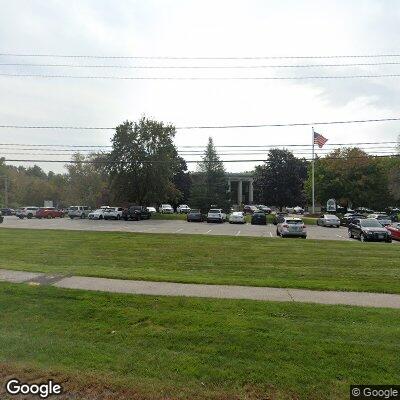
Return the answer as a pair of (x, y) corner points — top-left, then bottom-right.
(317, 214), (340, 228)
(276, 217), (307, 238)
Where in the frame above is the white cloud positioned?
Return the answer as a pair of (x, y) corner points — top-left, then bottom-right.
(0, 0), (399, 173)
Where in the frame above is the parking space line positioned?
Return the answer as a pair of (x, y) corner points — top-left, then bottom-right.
(269, 232), (273, 238)
(235, 231), (241, 236)
(175, 228), (183, 233)
(205, 229), (212, 234)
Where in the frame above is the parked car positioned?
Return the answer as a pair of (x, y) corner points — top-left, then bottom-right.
(340, 213), (366, 227)
(316, 214), (340, 228)
(293, 206), (304, 214)
(36, 207), (65, 219)
(88, 209), (107, 220)
(159, 204), (174, 214)
(276, 217), (307, 238)
(386, 223), (400, 241)
(187, 209), (205, 222)
(123, 206), (151, 221)
(207, 209), (226, 223)
(0, 208), (15, 216)
(243, 205), (258, 214)
(257, 205), (271, 214)
(251, 211), (267, 225)
(229, 211), (245, 224)
(355, 207), (373, 214)
(103, 207), (124, 220)
(367, 213), (392, 227)
(272, 211), (288, 225)
(146, 207), (157, 214)
(0, 210), (3, 224)
(177, 204), (191, 214)
(68, 206), (91, 219)
(16, 207), (39, 219)
(348, 218), (392, 243)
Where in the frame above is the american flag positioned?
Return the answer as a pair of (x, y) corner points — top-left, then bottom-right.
(314, 131), (328, 148)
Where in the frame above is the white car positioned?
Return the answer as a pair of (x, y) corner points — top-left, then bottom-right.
(207, 209), (226, 223)
(147, 207), (157, 214)
(88, 209), (107, 220)
(16, 207), (39, 219)
(103, 207), (124, 220)
(317, 214), (340, 228)
(177, 204), (191, 214)
(68, 206), (91, 219)
(159, 204), (174, 214)
(277, 217), (307, 238)
(229, 211), (245, 224)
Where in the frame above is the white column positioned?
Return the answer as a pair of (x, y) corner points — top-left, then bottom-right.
(238, 180), (243, 205)
(249, 180), (253, 204)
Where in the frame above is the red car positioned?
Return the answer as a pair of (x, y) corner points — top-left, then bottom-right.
(36, 207), (65, 219)
(386, 223), (400, 241)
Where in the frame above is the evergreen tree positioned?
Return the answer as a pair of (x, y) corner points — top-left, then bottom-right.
(189, 137), (230, 212)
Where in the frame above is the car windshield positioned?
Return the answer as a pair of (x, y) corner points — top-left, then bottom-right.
(209, 209), (221, 213)
(360, 219), (383, 228)
(286, 219), (302, 224)
(232, 212), (243, 216)
(69, 206), (78, 211)
(94, 209), (103, 213)
(325, 215), (337, 219)
(190, 209), (200, 213)
(377, 215), (389, 220)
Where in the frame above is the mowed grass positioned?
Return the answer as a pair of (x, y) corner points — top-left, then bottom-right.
(0, 228), (399, 293)
(0, 283), (399, 399)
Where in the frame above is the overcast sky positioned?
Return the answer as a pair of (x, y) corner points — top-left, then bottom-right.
(1, 0), (400, 173)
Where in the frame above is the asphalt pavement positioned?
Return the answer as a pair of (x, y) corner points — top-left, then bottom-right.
(0, 215), (383, 242)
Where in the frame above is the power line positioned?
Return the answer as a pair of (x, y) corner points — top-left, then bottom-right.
(2, 154), (399, 164)
(2, 53), (400, 60)
(2, 118), (400, 131)
(0, 142), (398, 151)
(4, 72), (400, 80)
(4, 61), (400, 69)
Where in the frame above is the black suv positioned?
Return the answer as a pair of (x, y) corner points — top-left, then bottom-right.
(122, 206), (151, 221)
(348, 218), (392, 243)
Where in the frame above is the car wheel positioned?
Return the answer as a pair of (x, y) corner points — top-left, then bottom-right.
(360, 233), (365, 242)
(81, 214), (86, 219)
(348, 230), (353, 238)
(27, 214), (33, 219)
(70, 216), (74, 219)
(386, 238), (392, 243)
(117, 215), (121, 220)
(276, 229), (280, 236)
(47, 215), (52, 219)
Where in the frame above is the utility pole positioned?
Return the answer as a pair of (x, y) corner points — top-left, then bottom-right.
(311, 127), (315, 215)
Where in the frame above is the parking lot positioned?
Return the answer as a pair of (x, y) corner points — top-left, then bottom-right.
(2, 215), (398, 242)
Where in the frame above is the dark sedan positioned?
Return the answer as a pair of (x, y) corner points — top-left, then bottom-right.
(0, 208), (15, 216)
(187, 209), (204, 222)
(348, 218), (392, 243)
(340, 213), (366, 227)
(251, 211), (267, 225)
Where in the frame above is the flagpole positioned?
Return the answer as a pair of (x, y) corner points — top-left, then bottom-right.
(311, 126), (315, 214)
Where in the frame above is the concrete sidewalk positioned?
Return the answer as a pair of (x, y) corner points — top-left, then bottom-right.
(1, 268), (400, 309)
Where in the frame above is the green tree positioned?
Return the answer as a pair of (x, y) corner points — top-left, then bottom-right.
(254, 149), (308, 209)
(107, 117), (181, 205)
(305, 147), (393, 210)
(64, 153), (111, 208)
(189, 137), (230, 212)
(172, 157), (192, 208)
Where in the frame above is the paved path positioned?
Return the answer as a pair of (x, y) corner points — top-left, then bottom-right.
(1, 268), (400, 309)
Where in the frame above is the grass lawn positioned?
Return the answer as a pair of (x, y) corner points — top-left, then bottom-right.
(0, 228), (399, 293)
(151, 213), (188, 220)
(0, 283), (399, 399)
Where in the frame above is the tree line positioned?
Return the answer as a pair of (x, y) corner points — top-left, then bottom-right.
(0, 117), (399, 211)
